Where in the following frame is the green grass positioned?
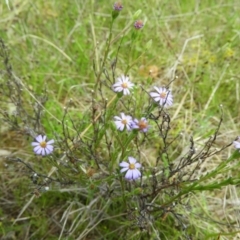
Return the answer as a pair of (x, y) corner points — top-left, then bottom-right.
(0, 0), (240, 239)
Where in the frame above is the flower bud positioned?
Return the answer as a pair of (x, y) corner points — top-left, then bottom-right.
(134, 20), (144, 30)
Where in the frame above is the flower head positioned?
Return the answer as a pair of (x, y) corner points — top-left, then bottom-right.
(134, 20), (144, 30)
(113, 2), (123, 11)
(119, 157), (141, 180)
(150, 87), (173, 107)
(31, 135), (54, 156)
(114, 113), (132, 131)
(233, 138), (240, 152)
(112, 75), (134, 95)
(131, 117), (150, 133)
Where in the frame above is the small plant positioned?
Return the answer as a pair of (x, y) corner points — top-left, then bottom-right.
(0, 2), (240, 240)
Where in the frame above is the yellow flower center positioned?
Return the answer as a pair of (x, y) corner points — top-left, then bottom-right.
(129, 163), (135, 169)
(40, 141), (47, 148)
(160, 92), (167, 99)
(121, 119), (127, 125)
(138, 120), (147, 130)
(121, 82), (128, 88)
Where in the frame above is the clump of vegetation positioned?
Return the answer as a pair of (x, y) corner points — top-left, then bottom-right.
(0, 1), (240, 239)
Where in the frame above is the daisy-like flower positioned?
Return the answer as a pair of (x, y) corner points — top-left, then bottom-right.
(150, 87), (173, 107)
(112, 75), (134, 95)
(114, 113), (132, 131)
(31, 135), (54, 156)
(131, 117), (150, 133)
(233, 138), (240, 152)
(119, 156), (141, 180)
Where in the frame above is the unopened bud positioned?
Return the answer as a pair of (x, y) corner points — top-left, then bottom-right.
(113, 2), (123, 11)
(134, 20), (144, 30)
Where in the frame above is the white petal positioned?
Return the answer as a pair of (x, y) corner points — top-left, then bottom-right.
(45, 147), (52, 155)
(115, 122), (124, 130)
(31, 142), (39, 146)
(114, 121), (122, 127)
(34, 146), (42, 154)
(125, 170), (133, 180)
(120, 113), (126, 119)
(114, 87), (123, 92)
(132, 169), (141, 180)
(120, 167), (129, 173)
(159, 99), (165, 105)
(135, 163), (141, 169)
(153, 97), (161, 102)
(33, 146), (40, 152)
(150, 92), (160, 98)
(113, 82), (121, 87)
(47, 139), (54, 144)
(46, 145), (53, 152)
(126, 124), (132, 131)
(114, 116), (122, 121)
(119, 161), (129, 168)
(36, 135), (43, 143)
(120, 75), (128, 82)
(117, 77), (124, 82)
(125, 116), (132, 121)
(41, 149), (46, 156)
(153, 86), (161, 93)
(119, 124), (125, 131)
(128, 156), (136, 164)
(114, 121), (121, 126)
(233, 141), (240, 149)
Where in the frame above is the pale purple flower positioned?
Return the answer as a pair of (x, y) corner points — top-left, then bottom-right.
(150, 87), (173, 107)
(233, 138), (240, 152)
(112, 75), (134, 95)
(134, 20), (144, 30)
(119, 157), (141, 180)
(131, 117), (150, 133)
(31, 135), (54, 156)
(114, 113), (132, 131)
(113, 2), (123, 11)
